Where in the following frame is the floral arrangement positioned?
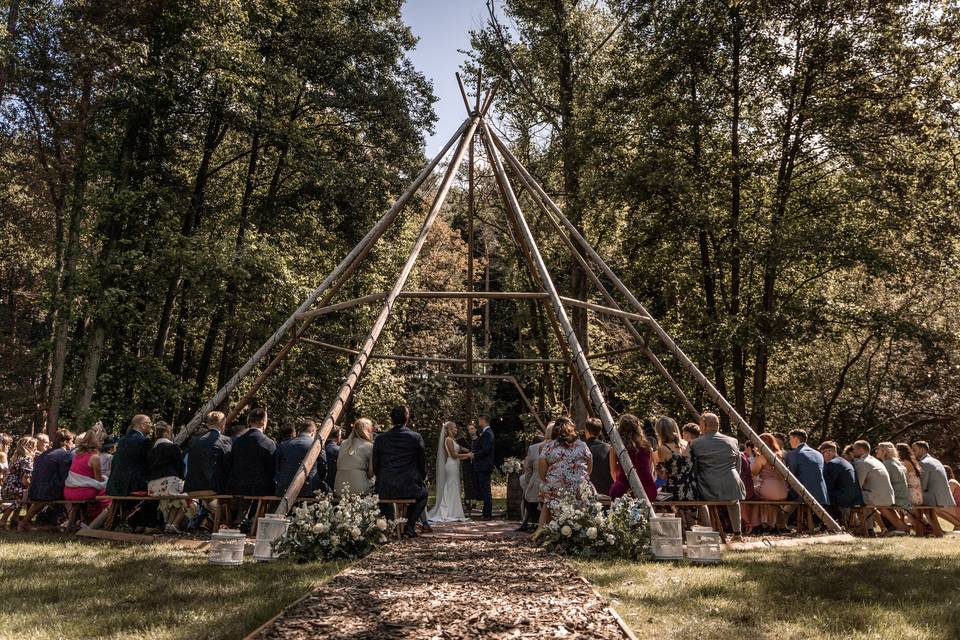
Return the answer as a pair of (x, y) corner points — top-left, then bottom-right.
(273, 490), (392, 562)
(501, 457), (523, 475)
(540, 484), (652, 560)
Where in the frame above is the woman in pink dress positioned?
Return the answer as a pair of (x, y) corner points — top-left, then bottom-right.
(750, 432), (789, 532)
(63, 430), (109, 522)
(608, 414), (658, 502)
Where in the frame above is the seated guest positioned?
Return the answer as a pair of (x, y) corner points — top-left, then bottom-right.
(819, 441), (863, 520)
(912, 440), (960, 527)
(324, 427), (342, 491)
(842, 444), (856, 463)
(99, 437), (118, 480)
(947, 466), (960, 507)
(20, 429), (75, 531)
(536, 417), (593, 539)
(608, 414), (657, 502)
(0, 433), (11, 486)
(277, 423), (296, 444)
(896, 442), (924, 509)
(35, 433), (50, 453)
(739, 448), (756, 531)
(876, 442), (910, 508)
(275, 418), (326, 497)
(517, 422), (552, 533)
(372, 405), (428, 539)
(655, 416), (695, 501)
(63, 430), (109, 523)
(681, 423), (700, 444)
(751, 433), (789, 532)
(785, 429), (829, 507)
(1, 436), (38, 529)
(106, 415), (153, 497)
(852, 440), (906, 534)
(334, 418), (375, 497)
(184, 411), (232, 495)
(225, 408), (276, 496)
(147, 422), (192, 531)
(584, 418), (613, 496)
(689, 412), (746, 540)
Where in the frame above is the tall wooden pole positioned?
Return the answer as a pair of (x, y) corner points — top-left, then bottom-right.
(465, 97), (477, 419)
(489, 128), (840, 532)
(482, 122), (651, 508)
(277, 113), (485, 515)
(173, 119), (472, 445)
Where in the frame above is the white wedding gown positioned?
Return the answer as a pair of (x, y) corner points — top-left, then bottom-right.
(427, 428), (468, 523)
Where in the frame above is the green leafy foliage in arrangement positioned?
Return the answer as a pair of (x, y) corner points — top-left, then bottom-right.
(274, 490), (393, 562)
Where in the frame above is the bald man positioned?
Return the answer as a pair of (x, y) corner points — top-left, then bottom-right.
(106, 414), (154, 497)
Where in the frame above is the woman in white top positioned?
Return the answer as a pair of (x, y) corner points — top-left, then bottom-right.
(334, 418), (376, 497)
(427, 421), (473, 523)
(517, 422), (553, 532)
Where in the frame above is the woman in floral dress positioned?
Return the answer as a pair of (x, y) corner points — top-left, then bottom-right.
(1, 436), (37, 529)
(534, 417), (593, 539)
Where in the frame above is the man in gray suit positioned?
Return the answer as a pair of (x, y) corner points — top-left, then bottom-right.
(852, 440), (907, 534)
(912, 441), (960, 527)
(689, 412), (746, 540)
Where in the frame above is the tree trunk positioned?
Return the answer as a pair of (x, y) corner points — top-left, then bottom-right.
(728, 6), (747, 417)
(0, 0), (20, 101)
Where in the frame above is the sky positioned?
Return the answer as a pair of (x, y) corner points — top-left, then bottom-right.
(400, 0), (491, 156)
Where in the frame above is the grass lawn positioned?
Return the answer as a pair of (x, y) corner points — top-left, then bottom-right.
(0, 531), (344, 640)
(577, 536), (960, 640)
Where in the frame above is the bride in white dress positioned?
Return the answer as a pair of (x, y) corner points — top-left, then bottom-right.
(426, 421), (473, 523)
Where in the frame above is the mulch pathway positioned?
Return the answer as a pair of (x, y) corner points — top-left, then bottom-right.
(253, 522), (628, 639)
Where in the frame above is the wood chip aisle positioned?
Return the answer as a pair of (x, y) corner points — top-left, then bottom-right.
(253, 525), (628, 639)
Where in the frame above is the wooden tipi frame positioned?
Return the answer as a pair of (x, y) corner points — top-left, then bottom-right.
(173, 81), (841, 532)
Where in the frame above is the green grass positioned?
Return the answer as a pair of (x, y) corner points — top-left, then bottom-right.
(576, 537), (960, 640)
(0, 532), (345, 640)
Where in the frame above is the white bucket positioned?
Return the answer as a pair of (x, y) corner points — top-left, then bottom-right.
(208, 529), (246, 566)
(253, 514), (290, 562)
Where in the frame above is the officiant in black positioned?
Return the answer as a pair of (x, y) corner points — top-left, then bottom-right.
(372, 405), (428, 538)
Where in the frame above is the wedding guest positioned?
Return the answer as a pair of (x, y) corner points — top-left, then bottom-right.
(876, 442), (910, 508)
(324, 426), (342, 490)
(946, 466), (960, 506)
(655, 416), (695, 501)
(819, 441), (863, 521)
(0, 434), (11, 486)
(184, 411), (232, 495)
(275, 418), (326, 497)
(583, 418), (613, 495)
(773, 432), (789, 453)
(225, 407), (276, 496)
(472, 415), (495, 521)
(106, 415), (153, 497)
(785, 429), (829, 506)
(681, 423), (700, 443)
(0, 436), (37, 529)
(277, 424), (296, 443)
(518, 422), (552, 532)
(99, 437), (118, 479)
(535, 417), (592, 539)
(689, 412), (746, 540)
(35, 433), (50, 453)
(19, 430), (74, 531)
(751, 433), (789, 532)
(334, 418), (375, 497)
(895, 442), (924, 508)
(853, 440), (906, 534)
(63, 429), (109, 523)
(842, 444), (856, 463)
(912, 441), (960, 526)
(608, 414), (657, 502)
(372, 405), (428, 539)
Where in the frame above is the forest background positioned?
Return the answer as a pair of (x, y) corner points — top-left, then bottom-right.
(1, 0), (958, 464)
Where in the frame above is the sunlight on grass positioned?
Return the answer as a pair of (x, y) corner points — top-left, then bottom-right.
(576, 537), (960, 640)
(0, 532), (345, 640)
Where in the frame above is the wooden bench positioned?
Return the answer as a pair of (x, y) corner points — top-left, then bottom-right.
(378, 499), (417, 539)
(848, 505), (948, 537)
(18, 499), (108, 531)
(653, 500), (817, 542)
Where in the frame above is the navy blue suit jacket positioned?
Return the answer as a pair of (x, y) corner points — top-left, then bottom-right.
(106, 429), (150, 496)
(472, 427), (495, 474)
(324, 441), (340, 490)
(372, 425), (427, 500)
(28, 447), (74, 501)
(823, 456), (863, 508)
(184, 428), (232, 494)
(786, 443), (829, 504)
(274, 434), (327, 497)
(225, 428), (277, 496)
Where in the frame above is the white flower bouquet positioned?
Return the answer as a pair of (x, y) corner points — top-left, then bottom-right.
(541, 484), (653, 560)
(274, 490), (394, 562)
(501, 457), (523, 475)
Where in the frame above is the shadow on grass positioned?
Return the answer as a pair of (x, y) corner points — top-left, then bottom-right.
(582, 540), (960, 640)
(0, 532), (345, 640)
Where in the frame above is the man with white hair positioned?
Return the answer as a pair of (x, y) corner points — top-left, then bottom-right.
(688, 412), (746, 541)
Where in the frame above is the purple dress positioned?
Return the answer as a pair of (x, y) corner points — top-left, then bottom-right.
(609, 447), (657, 501)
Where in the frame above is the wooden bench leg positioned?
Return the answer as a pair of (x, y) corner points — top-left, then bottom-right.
(65, 504), (79, 531)
(929, 511), (945, 537)
(250, 500), (266, 537)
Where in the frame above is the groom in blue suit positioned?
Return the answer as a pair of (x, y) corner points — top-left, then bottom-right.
(472, 415), (495, 520)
